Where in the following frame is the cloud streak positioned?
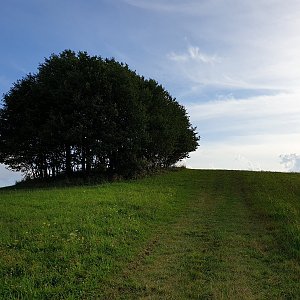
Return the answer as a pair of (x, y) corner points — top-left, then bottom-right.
(122, 0), (217, 15)
(189, 92), (300, 120)
(168, 47), (220, 64)
(187, 92), (300, 136)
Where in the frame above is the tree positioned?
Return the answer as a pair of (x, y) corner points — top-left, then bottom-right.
(0, 50), (199, 180)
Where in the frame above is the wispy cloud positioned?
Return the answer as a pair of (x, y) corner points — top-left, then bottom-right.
(122, 0), (216, 15)
(168, 46), (220, 64)
(187, 92), (300, 138)
(188, 92), (300, 122)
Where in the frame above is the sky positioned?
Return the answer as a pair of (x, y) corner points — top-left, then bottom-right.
(1, 0), (300, 187)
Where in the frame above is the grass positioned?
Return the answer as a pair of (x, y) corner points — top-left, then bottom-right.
(0, 169), (299, 299)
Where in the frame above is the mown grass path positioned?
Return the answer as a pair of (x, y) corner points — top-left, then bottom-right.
(106, 171), (300, 299)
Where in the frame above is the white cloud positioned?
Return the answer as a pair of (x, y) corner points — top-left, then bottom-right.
(279, 154), (300, 172)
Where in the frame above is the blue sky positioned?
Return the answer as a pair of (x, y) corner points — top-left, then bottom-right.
(1, 0), (300, 186)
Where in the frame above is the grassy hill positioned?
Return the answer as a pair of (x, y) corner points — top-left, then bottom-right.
(0, 169), (299, 299)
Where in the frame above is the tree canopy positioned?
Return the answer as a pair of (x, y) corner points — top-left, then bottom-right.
(0, 50), (199, 179)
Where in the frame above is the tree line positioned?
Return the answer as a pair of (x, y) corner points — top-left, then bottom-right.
(0, 50), (199, 179)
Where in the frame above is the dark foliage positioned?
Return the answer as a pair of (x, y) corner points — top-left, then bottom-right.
(0, 50), (199, 179)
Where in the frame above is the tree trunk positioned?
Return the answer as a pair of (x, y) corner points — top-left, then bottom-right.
(81, 147), (86, 173)
(65, 145), (72, 176)
(86, 147), (91, 174)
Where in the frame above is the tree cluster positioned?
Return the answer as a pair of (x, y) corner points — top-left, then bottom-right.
(0, 50), (199, 179)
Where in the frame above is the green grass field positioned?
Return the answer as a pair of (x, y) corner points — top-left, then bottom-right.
(0, 169), (299, 299)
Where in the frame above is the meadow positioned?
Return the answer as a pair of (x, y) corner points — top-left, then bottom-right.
(0, 169), (299, 299)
